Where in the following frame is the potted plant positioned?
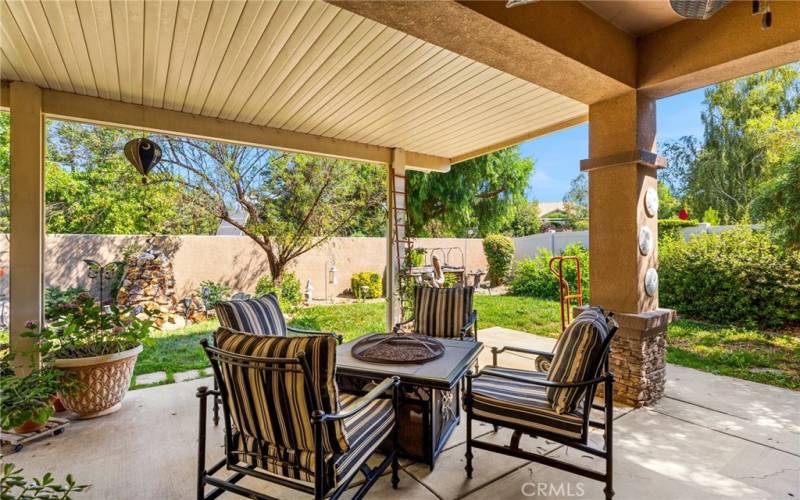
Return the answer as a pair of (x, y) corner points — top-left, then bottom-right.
(0, 366), (61, 433)
(24, 292), (156, 419)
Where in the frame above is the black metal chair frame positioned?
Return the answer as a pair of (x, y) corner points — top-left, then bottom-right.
(464, 318), (619, 500)
(197, 340), (400, 500)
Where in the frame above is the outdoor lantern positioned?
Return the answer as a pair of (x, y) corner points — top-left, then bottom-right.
(329, 265), (338, 285)
(124, 138), (162, 182)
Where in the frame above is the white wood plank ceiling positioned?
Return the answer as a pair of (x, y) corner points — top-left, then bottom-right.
(0, 0), (587, 160)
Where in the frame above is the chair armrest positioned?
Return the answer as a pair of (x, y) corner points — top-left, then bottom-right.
(477, 367), (611, 388)
(287, 326), (343, 344)
(459, 311), (478, 339)
(392, 317), (415, 334)
(491, 345), (554, 364)
(313, 376), (400, 422)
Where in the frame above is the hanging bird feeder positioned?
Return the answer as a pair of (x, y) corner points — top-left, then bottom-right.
(124, 137), (162, 183)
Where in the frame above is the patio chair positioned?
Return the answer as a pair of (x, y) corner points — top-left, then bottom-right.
(392, 286), (478, 341)
(211, 293), (342, 425)
(464, 307), (619, 499)
(197, 329), (400, 500)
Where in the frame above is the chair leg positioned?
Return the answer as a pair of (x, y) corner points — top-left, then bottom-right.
(465, 375), (474, 479)
(196, 386), (208, 500)
(391, 383), (400, 489)
(604, 376), (614, 500)
(212, 378), (220, 426)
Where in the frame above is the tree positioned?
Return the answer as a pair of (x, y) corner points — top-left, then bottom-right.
(504, 199), (541, 237)
(666, 65), (800, 223)
(657, 181), (681, 219)
(33, 119), (217, 235)
(752, 145), (800, 249)
(160, 138), (386, 281)
(407, 147), (533, 237)
(562, 172), (588, 227)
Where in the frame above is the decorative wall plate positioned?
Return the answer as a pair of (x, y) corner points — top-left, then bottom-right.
(645, 268), (659, 297)
(638, 227), (653, 256)
(644, 187), (659, 217)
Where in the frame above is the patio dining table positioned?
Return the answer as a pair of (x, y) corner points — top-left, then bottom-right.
(336, 335), (483, 469)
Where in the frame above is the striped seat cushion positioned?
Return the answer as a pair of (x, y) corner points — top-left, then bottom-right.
(546, 308), (611, 414)
(333, 393), (395, 485)
(413, 286), (474, 338)
(471, 367), (584, 439)
(214, 328), (347, 483)
(215, 294), (287, 336)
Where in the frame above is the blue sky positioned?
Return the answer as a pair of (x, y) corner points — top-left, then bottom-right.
(520, 87), (708, 202)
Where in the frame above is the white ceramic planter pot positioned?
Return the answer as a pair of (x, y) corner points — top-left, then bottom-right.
(53, 344), (143, 419)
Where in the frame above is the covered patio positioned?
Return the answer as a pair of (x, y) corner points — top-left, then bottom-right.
(13, 329), (800, 499)
(2, 0), (799, 499)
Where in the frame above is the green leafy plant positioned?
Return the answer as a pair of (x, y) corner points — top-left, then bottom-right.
(701, 207), (720, 226)
(510, 243), (589, 302)
(0, 368), (61, 431)
(442, 272), (459, 288)
(351, 272), (382, 299)
(44, 287), (87, 320)
(660, 227), (800, 328)
(483, 234), (515, 286)
(23, 293), (156, 359)
(1, 463), (89, 499)
(197, 281), (231, 309)
(407, 248), (427, 268)
(255, 272), (302, 309)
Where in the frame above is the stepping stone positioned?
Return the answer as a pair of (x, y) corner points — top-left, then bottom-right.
(135, 371), (167, 386)
(173, 369), (203, 383)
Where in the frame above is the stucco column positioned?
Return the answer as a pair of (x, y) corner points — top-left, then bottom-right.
(8, 82), (45, 373)
(386, 148), (406, 330)
(581, 91), (675, 407)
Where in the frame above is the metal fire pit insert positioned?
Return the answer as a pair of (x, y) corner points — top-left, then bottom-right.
(351, 334), (445, 364)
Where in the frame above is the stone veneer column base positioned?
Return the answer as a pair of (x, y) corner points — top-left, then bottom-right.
(576, 306), (676, 407)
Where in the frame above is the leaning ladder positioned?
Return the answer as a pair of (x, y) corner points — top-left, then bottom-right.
(390, 166), (414, 319)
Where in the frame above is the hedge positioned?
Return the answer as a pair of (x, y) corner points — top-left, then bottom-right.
(510, 243), (589, 302)
(255, 272), (302, 308)
(659, 227), (800, 328)
(483, 234), (515, 286)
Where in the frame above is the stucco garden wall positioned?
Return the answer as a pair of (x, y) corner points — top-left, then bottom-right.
(0, 235), (487, 300)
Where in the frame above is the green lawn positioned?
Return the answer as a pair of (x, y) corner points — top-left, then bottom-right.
(112, 295), (800, 390)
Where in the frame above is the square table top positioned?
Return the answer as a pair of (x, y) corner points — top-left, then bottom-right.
(336, 335), (483, 390)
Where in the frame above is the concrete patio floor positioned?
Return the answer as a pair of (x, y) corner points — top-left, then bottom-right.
(7, 328), (799, 500)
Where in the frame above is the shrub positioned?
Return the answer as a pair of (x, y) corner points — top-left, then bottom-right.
(702, 208), (720, 226)
(659, 227), (800, 328)
(197, 281), (231, 309)
(351, 272), (382, 299)
(658, 218), (699, 241)
(443, 272), (459, 288)
(483, 234), (515, 286)
(255, 272), (303, 308)
(509, 243), (589, 302)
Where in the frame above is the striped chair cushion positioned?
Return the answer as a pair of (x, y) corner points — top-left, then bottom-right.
(546, 308), (611, 414)
(214, 328), (347, 482)
(215, 294), (287, 336)
(471, 367), (584, 439)
(413, 286), (474, 338)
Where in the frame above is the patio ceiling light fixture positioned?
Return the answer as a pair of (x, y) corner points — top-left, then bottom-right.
(669, 0), (729, 20)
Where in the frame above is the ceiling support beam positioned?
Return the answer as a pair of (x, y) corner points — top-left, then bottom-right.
(329, 0), (635, 105)
(638, 1), (800, 98)
(0, 84), (449, 172)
